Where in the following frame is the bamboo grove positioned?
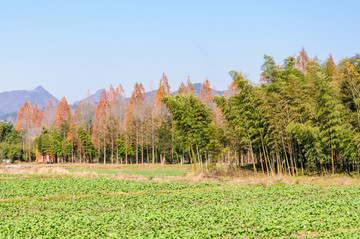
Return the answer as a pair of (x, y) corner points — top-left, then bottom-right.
(3, 49), (360, 175)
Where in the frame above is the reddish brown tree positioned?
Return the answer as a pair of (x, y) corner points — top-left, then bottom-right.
(186, 76), (195, 94)
(153, 73), (172, 164)
(125, 83), (146, 164)
(92, 89), (109, 164)
(16, 102), (32, 161)
(55, 97), (71, 138)
(178, 82), (186, 94)
(74, 95), (96, 163)
(325, 54), (340, 89)
(67, 118), (77, 163)
(224, 80), (238, 98)
(155, 73), (171, 107)
(16, 102), (44, 161)
(107, 84), (126, 163)
(296, 47), (309, 72)
(200, 78), (214, 105)
(43, 100), (57, 128)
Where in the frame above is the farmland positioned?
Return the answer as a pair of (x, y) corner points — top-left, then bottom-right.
(1, 165), (360, 238)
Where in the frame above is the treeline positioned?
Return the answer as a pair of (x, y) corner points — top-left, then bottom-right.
(0, 122), (23, 160)
(4, 48), (360, 174)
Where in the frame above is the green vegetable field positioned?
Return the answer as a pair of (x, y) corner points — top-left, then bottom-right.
(1, 169), (360, 238)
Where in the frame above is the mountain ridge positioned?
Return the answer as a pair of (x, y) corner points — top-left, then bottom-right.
(0, 83), (226, 123)
(0, 86), (59, 122)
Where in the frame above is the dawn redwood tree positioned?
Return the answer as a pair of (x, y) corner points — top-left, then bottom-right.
(186, 76), (195, 95)
(43, 99), (57, 128)
(67, 118), (77, 163)
(74, 96), (96, 163)
(55, 97), (71, 162)
(92, 89), (109, 164)
(151, 73), (173, 164)
(155, 73), (171, 108)
(200, 78), (213, 105)
(178, 82), (186, 94)
(95, 85), (126, 164)
(107, 84), (126, 163)
(125, 83), (146, 164)
(296, 47), (309, 73)
(177, 77), (195, 95)
(16, 102), (43, 161)
(325, 54), (341, 90)
(16, 102), (32, 161)
(55, 97), (71, 138)
(74, 96), (96, 136)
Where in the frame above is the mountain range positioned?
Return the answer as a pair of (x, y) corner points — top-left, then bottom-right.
(0, 83), (226, 123)
(0, 86), (59, 123)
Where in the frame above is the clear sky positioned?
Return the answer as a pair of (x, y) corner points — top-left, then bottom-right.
(0, 0), (359, 103)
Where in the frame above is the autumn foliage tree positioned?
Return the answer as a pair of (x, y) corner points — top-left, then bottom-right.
(125, 83), (146, 164)
(296, 47), (309, 72)
(16, 102), (43, 161)
(92, 89), (110, 164)
(107, 84), (126, 163)
(43, 100), (57, 128)
(56, 97), (71, 138)
(154, 73), (172, 164)
(200, 78), (213, 105)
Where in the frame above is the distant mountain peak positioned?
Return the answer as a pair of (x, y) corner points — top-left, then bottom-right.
(34, 85), (46, 91)
(0, 86), (59, 121)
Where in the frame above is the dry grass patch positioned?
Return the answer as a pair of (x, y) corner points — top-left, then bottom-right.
(0, 165), (98, 178)
(186, 169), (360, 187)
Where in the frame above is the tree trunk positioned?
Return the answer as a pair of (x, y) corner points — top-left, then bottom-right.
(141, 144), (144, 164)
(111, 136), (114, 164)
(331, 138), (335, 175)
(116, 144), (119, 164)
(136, 128), (139, 164)
(103, 136), (106, 164)
(281, 136), (291, 175)
(125, 141), (128, 164)
(247, 131), (256, 173)
(260, 134), (269, 174)
(152, 142), (155, 164)
(260, 150), (264, 175)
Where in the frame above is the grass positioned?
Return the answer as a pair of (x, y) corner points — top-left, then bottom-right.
(67, 168), (123, 175)
(65, 164), (188, 177)
(119, 169), (187, 177)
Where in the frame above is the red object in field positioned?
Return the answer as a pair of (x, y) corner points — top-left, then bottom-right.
(36, 154), (54, 163)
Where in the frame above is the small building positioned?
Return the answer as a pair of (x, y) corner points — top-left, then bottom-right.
(36, 154), (55, 163)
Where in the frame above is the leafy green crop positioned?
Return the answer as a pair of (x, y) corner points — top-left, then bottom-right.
(1, 177), (360, 238)
(0, 177), (220, 199)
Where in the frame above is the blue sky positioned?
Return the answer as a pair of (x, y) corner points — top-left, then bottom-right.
(0, 0), (359, 103)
